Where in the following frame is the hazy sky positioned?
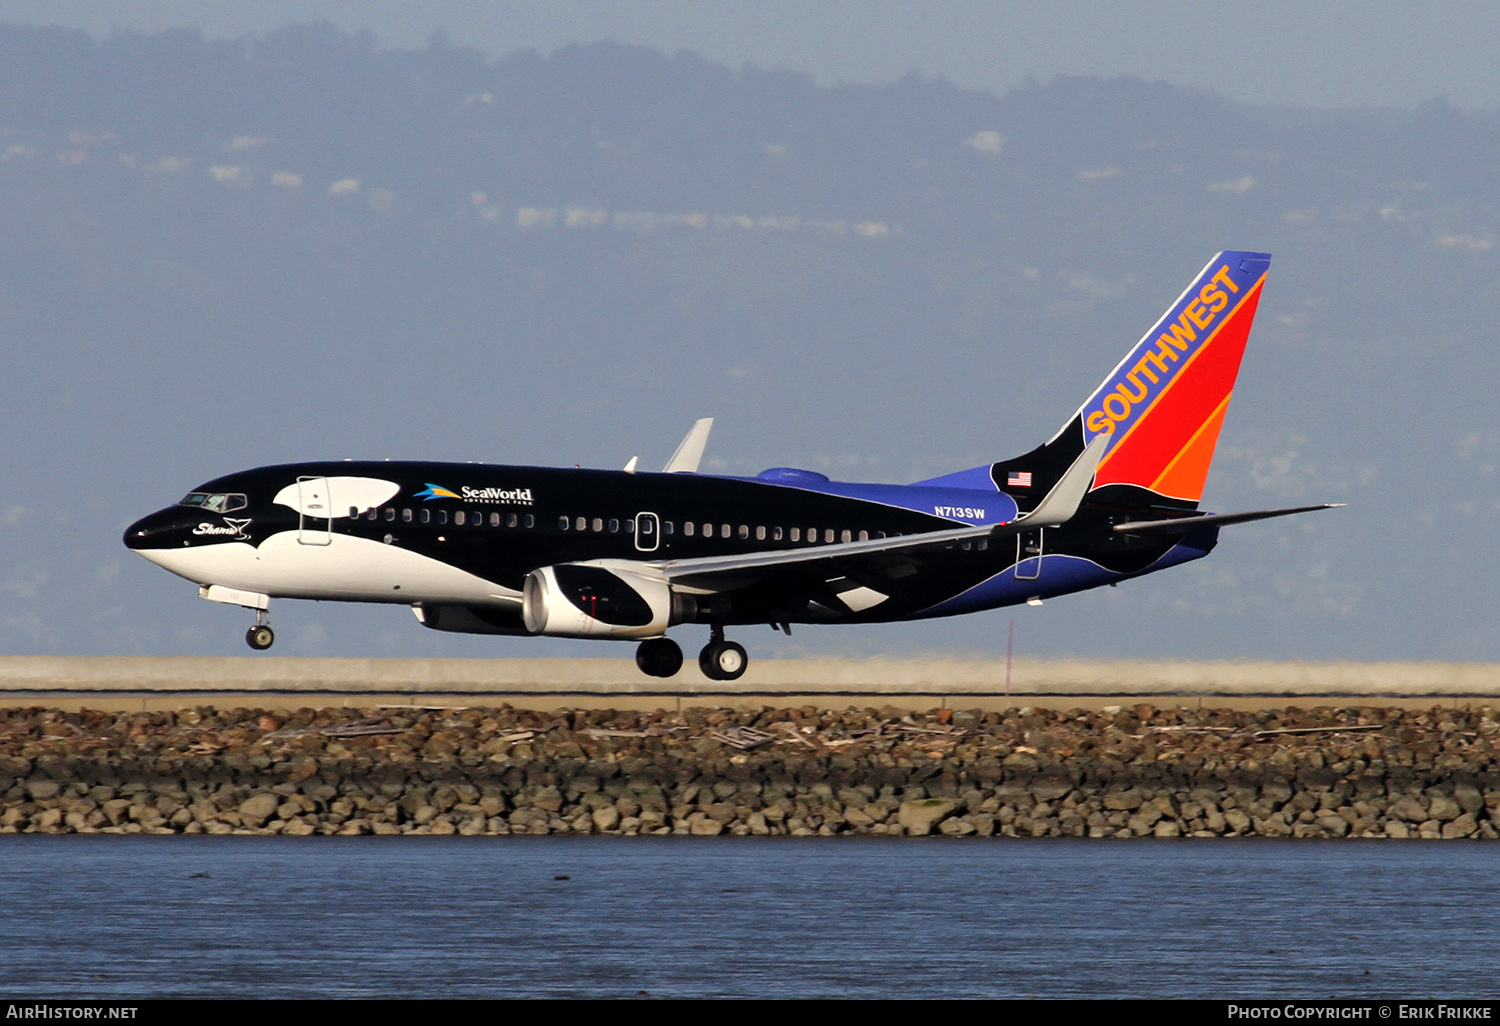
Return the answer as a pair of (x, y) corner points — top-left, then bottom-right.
(9, 0), (1500, 111)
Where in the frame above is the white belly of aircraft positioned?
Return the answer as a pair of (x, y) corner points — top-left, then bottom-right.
(139, 531), (519, 605)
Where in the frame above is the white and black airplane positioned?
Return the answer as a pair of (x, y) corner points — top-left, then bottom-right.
(125, 251), (1338, 680)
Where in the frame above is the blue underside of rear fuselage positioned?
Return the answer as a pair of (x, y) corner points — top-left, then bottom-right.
(911, 532), (1218, 619)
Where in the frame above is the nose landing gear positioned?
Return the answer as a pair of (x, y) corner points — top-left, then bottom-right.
(245, 609), (274, 651)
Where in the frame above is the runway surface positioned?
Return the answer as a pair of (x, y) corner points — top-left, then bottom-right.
(2, 655), (1497, 712)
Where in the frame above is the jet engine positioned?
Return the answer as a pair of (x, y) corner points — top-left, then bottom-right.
(522, 563), (697, 639)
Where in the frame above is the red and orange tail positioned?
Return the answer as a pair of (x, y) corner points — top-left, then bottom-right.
(1071, 251), (1270, 505)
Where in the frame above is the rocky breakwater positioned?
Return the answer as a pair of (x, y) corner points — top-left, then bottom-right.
(1, 703), (1498, 838)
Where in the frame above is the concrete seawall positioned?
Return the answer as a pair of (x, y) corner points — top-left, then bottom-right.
(3, 655), (1499, 713)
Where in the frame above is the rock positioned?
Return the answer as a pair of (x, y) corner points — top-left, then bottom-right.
(591, 805), (620, 832)
(25, 779), (60, 802)
(238, 794), (281, 828)
(688, 814), (723, 836)
(898, 799), (956, 836)
(1427, 795), (1462, 822)
(1442, 815), (1478, 839)
(1316, 815), (1350, 837)
(1389, 796), (1428, 822)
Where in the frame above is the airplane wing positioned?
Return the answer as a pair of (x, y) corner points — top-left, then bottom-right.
(652, 432), (1109, 588)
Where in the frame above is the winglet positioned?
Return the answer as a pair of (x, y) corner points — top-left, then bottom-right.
(663, 418), (714, 473)
(1019, 431), (1109, 527)
(623, 456), (639, 474)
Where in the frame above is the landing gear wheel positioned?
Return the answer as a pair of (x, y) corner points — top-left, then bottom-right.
(246, 625), (275, 651)
(635, 637), (683, 678)
(698, 640), (748, 681)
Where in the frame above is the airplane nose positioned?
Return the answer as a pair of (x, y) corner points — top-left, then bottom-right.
(123, 508), (189, 551)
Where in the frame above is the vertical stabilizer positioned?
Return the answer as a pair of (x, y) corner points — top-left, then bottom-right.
(1076, 251), (1270, 503)
(983, 251), (1271, 511)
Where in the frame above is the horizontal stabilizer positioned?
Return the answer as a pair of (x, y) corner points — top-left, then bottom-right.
(1113, 503), (1344, 535)
(663, 418), (714, 473)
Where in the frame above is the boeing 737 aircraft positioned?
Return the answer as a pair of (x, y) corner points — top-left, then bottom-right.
(125, 251), (1338, 679)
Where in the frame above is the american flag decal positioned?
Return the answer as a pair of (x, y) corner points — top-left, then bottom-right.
(1007, 471), (1032, 487)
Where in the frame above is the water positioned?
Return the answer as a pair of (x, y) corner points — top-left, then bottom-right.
(0, 836), (1493, 999)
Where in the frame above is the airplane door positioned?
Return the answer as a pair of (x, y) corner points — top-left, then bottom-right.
(297, 476), (333, 546)
(634, 512), (660, 553)
(1015, 528), (1043, 580)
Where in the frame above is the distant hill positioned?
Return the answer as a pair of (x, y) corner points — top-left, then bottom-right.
(0, 24), (1495, 662)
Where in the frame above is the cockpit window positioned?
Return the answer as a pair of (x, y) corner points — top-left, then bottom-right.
(178, 492), (248, 513)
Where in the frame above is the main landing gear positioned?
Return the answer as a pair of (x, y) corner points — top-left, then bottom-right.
(635, 637), (683, 678)
(245, 609), (274, 651)
(698, 625), (747, 681)
(633, 627), (749, 681)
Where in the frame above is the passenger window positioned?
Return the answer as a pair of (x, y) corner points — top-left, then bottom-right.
(790, 528), (800, 542)
(721, 524), (730, 539)
(385, 508), (395, 522)
(349, 506), (359, 519)
(841, 530), (852, 543)
(438, 511), (448, 525)
(420, 509), (431, 525)
(455, 511), (466, 526)
(663, 521), (673, 536)
(490, 512), (500, 527)
(608, 519), (619, 533)
(772, 527), (783, 541)
(858, 530), (868, 541)
(592, 518), (603, 532)
(505, 513), (516, 528)
(825, 529), (835, 543)
(523, 514), (534, 528)
(576, 517), (587, 532)
(978, 539), (988, 551)
(738, 525), (749, 540)
(558, 517), (569, 531)
(366, 508), (377, 521)
(402, 509), (412, 523)
(756, 526), (766, 541)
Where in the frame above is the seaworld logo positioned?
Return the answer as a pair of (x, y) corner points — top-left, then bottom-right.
(416, 483), (534, 505)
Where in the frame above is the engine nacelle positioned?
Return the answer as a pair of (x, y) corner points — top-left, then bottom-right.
(522, 563), (696, 639)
